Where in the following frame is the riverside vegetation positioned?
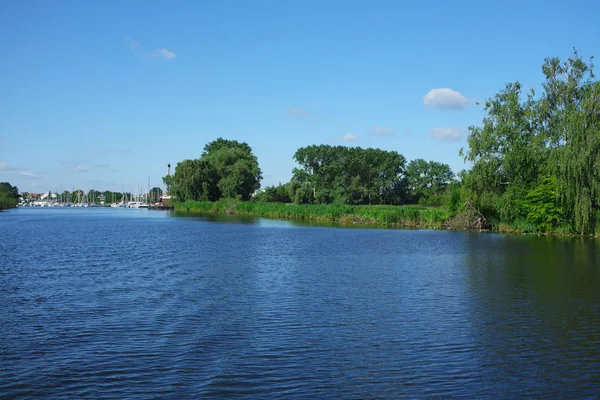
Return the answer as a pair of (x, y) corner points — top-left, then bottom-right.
(176, 200), (449, 229)
(0, 182), (19, 211)
(168, 51), (600, 235)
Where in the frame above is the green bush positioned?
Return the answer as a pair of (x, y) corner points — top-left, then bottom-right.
(519, 176), (562, 231)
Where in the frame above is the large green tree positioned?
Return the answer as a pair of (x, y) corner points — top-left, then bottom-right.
(292, 145), (406, 205)
(169, 138), (262, 202)
(405, 159), (454, 204)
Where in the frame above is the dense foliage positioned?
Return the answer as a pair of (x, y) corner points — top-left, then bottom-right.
(291, 145), (407, 205)
(0, 182), (19, 210)
(168, 138), (262, 202)
(461, 50), (600, 233)
(405, 159), (454, 206)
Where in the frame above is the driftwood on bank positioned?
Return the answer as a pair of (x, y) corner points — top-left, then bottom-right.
(445, 200), (491, 231)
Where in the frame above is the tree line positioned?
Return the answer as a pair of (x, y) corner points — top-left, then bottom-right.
(259, 145), (454, 206)
(167, 50), (599, 234)
(167, 140), (455, 207)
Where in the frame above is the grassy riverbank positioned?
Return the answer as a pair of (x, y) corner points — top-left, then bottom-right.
(175, 200), (449, 229)
(173, 200), (597, 236)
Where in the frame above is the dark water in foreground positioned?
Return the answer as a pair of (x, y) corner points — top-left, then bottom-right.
(1, 208), (599, 398)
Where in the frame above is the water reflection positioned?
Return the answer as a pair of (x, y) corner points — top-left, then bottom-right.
(171, 211), (261, 225)
(463, 234), (600, 397)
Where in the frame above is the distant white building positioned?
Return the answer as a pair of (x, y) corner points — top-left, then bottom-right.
(40, 192), (57, 200)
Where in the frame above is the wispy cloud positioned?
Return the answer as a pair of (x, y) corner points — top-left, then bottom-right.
(342, 133), (358, 142)
(287, 108), (308, 117)
(20, 171), (39, 179)
(424, 88), (468, 110)
(151, 48), (176, 60)
(370, 126), (394, 137)
(0, 161), (19, 171)
(73, 165), (90, 173)
(429, 127), (464, 141)
(125, 37), (176, 60)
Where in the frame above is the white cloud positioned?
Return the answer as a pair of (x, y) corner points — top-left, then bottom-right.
(151, 48), (176, 60)
(429, 127), (464, 141)
(371, 126), (393, 136)
(73, 165), (89, 173)
(424, 88), (468, 110)
(125, 37), (176, 60)
(342, 133), (358, 142)
(20, 171), (39, 179)
(288, 108), (307, 116)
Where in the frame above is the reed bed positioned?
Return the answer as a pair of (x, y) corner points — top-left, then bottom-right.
(175, 200), (449, 229)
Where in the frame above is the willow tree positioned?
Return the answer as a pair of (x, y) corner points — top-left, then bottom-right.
(462, 49), (600, 233)
(540, 51), (600, 234)
(206, 142), (262, 200)
(169, 138), (262, 202)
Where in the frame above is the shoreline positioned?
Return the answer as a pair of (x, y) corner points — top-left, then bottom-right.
(174, 200), (449, 230)
(173, 200), (600, 238)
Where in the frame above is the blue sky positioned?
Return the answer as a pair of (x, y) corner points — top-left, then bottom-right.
(1, 0), (598, 193)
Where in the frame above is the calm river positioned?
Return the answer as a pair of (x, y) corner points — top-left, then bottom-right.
(1, 207), (599, 398)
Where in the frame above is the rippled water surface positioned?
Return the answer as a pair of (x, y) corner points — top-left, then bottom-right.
(1, 207), (600, 398)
